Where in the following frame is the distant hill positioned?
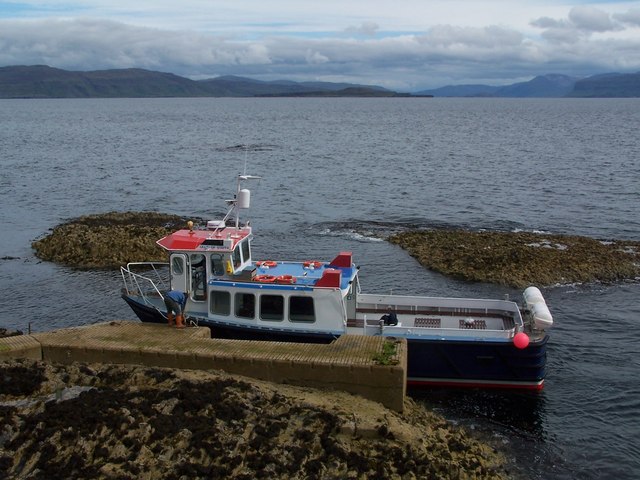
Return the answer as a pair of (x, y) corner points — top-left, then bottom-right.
(495, 74), (578, 97)
(0, 65), (213, 98)
(3, 65), (637, 98)
(416, 84), (500, 97)
(196, 75), (318, 96)
(566, 72), (640, 97)
(257, 87), (413, 97)
(197, 75), (396, 96)
(415, 72), (640, 98)
(0, 65), (412, 98)
(416, 74), (579, 98)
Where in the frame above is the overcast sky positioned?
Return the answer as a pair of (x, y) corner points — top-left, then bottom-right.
(1, 1), (640, 90)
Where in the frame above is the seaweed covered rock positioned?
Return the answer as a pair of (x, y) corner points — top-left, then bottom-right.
(33, 211), (637, 288)
(31, 212), (198, 269)
(390, 230), (640, 288)
(0, 359), (509, 480)
(0, 328), (23, 338)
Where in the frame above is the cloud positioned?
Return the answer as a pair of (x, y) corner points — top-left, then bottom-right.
(344, 21), (379, 37)
(305, 49), (329, 64)
(419, 25), (523, 49)
(530, 5), (631, 45)
(530, 17), (562, 30)
(568, 6), (617, 33)
(1, 5), (640, 91)
(525, 6), (640, 77)
(613, 8), (640, 27)
(0, 18), (272, 71)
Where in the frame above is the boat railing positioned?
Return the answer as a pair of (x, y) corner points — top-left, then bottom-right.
(365, 323), (515, 339)
(120, 262), (170, 306)
(358, 292), (520, 312)
(357, 292), (523, 336)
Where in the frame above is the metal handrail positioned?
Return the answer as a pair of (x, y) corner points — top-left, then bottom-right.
(120, 262), (170, 307)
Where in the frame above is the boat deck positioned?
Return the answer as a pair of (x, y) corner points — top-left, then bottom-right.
(353, 292), (522, 340)
(217, 260), (357, 290)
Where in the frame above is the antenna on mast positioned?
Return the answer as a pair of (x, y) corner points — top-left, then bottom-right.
(215, 145), (262, 231)
(243, 144), (249, 177)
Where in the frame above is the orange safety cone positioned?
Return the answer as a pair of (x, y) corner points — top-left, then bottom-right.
(167, 312), (175, 326)
(175, 314), (185, 329)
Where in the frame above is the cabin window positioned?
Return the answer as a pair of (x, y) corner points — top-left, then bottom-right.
(171, 256), (184, 275)
(289, 296), (315, 323)
(232, 246), (242, 269)
(260, 295), (284, 321)
(241, 240), (251, 263)
(210, 291), (230, 316)
(190, 254), (206, 301)
(210, 254), (225, 276)
(235, 293), (255, 319)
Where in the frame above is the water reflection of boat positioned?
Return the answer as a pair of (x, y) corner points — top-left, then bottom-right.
(121, 173), (553, 390)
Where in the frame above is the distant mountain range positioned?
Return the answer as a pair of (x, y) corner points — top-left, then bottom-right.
(417, 72), (640, 98)
(0, 65), (415, 99)
(1, 65), (639, 98)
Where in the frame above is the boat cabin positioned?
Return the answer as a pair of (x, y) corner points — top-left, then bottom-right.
(156, 221), (357, 336)
(157, 221), (254, 300)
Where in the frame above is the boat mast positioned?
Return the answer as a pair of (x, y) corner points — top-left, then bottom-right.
(233, 174), (261, 228)
(215, 148), (261, 231)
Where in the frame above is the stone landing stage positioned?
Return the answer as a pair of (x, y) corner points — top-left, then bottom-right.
(0, 321), (406, 412)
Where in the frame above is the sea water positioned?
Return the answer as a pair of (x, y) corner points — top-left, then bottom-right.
(1, 97), (639, 479)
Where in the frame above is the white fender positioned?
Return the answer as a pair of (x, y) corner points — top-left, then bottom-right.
(523, 286), (544, 306)
(523, 286), (553, 330)
(531, 302), (553, 329)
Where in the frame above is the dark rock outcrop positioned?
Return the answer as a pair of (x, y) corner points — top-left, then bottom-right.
(390, 230), (640, 288)
(0, 359), (509, 479)
(31, 212), (196, 269)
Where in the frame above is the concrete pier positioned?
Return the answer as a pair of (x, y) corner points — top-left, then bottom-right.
(0, 321), (407, 412)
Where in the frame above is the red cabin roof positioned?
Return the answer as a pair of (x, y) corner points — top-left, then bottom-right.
(157, 227), (251, 252)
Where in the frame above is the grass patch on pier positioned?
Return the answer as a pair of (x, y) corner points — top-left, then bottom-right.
(373, 339), (400, 366)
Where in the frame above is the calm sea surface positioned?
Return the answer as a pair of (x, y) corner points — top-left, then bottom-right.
(1, 97), (639, 479)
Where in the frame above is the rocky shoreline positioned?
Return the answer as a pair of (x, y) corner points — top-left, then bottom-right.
(31, 212), (640, 288)
(22, 211), (640, 478)
(31, 212), (191, 269)
(390, 230), (640, 288)
(0, 359), (509, 479)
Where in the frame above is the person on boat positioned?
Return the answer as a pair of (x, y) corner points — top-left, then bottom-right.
(381, 310), (398, 326)
(163, 290), (188, 328)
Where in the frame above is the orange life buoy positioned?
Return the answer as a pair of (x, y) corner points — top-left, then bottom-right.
(256, 260), (277, 268)
(303, 260), (323, 269)
(255, 274), (276, 283)
(275, 275), (296, 284)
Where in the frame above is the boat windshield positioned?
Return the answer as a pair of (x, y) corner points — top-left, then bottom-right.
(210, 254), (225, 276)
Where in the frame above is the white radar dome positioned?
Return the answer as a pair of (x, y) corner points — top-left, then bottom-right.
(238, 189), (251, 209)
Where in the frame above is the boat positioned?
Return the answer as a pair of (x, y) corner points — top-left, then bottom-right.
(121, 173), (552, 390)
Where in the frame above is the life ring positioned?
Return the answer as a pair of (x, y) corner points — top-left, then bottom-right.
(303, 260), (323, 269)
(256, 260), (277, 268)
(275, 275), (296, 284)
(255, 274), (276, 283)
